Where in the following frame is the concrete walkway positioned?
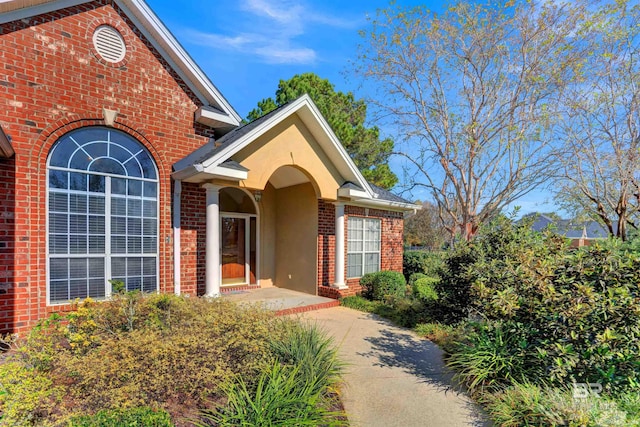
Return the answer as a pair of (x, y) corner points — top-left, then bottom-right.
(302, 307), (490, 427)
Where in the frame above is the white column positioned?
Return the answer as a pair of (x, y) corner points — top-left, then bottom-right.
(203, 184), (222, 297)
(173, 180), (182, 295)
(334, 203), (348, 289)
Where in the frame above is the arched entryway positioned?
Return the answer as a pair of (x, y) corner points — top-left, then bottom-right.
(259, 166), (318, 295)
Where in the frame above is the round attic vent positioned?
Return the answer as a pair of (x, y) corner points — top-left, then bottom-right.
(92, 25), (126, 63)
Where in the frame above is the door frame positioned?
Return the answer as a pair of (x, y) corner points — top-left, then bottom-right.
(220, 212), (258, 286)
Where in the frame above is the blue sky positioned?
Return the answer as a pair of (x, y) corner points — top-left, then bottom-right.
(146, 0), (560, 216)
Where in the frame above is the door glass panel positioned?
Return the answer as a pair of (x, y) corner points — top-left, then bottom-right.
(221, 217), (246, 285)
(250, 217), (257, 284)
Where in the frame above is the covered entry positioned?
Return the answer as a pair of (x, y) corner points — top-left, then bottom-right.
(260, 166), (318, 294)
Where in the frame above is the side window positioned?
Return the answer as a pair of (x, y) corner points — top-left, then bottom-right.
(47, 127), (158, 303)
(347, 217), (381, 278)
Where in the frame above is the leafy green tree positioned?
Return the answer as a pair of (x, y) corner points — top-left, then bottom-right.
(246, 73), (397, 189)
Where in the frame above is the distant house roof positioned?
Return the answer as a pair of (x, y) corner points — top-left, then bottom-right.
(524, 212), (611, 239)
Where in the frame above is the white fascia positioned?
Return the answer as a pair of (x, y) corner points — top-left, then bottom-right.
(345, 198), (422, 213)
(337, 187), (370, 199)
(195, 106), (239, 130)
(203, 164), (248, 181)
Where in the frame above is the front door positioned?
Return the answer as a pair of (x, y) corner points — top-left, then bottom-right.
(221, 215), (256, 285)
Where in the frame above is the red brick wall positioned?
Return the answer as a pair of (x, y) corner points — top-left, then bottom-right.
(0, 157), (15, 332)
(0, 1), (214, 332)
(180, 183), (206, 297)
(318, 203), (404, 298)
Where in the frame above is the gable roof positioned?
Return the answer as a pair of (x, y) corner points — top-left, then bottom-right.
(0, 0), (241, 133)
(174, 95), (419, 212)
(0, 125), (14, 158)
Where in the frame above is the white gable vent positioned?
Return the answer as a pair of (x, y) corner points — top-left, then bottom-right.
(92, 25), (126, 63)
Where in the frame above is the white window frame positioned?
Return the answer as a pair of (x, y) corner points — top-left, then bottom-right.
(347, 217), (381, 278)
(46, 127), (159, 305)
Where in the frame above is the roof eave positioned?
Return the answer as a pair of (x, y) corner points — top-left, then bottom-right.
(0, 126), (15, 159)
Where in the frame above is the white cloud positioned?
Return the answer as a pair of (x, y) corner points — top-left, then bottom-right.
(180, 0), (358, 65)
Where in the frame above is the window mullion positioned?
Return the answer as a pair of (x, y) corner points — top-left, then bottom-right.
(105, 176), (112, 298)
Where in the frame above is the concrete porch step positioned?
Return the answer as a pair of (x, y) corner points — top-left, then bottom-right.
(222, 287), (340, 315)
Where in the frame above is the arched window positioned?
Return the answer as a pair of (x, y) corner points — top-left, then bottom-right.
(47, 127), (158, 303)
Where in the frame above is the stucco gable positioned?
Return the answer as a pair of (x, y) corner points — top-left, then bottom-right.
(0, 0), (240, 133)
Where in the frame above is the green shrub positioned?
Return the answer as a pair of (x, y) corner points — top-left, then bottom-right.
(197, 361), (344, 427)
(412, 277), (439, 302)
(69, 407), (173, 427)
(360, 270), (406, 301)
(58, 298), (278, 415)
(403, 251), (444, 280)
(0, 295), (289, 424)
(408, 272), (427, 286)
(0, 361), (63, 426)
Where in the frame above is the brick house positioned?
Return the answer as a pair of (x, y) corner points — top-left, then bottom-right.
(0, 0), (417, 333)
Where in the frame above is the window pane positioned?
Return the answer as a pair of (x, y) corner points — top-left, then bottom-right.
(69, 194), (87, 213)
(112, 257), (126, 278)
(89, 236), (105, 253)
(143, 237), (157, 254)
(50, 280), (69, 302)
(112, 236), (126, 253)
(50, 213), (68, 234)
(112, 178), (126, 195)
(347, 253), (362, 278)
(127, 217), (142, 235)
(142, 276), (156, 293)
(89, 175), (105, 193)
(50, 258), (68, 280)
(69, 235), (87, 254)
(49, 170), (67, 189)
(88, 278), (106, 299)
(128, 199), (142, 217)
(143, 182), (157, 198)
(49, 235), (68, 254)
(88, 258), (104, 277)
(49, 137), (76, 167)
(128, 257), (142, 276)
(143, 200), (157, 218)
(49, 193), (68, 212)
(111, 198), (127, 216)
(90, 158), (125, 175)
(112, 218), (126, 234)
(128, 180), (142, 196)
(69, 215), (87, 234)
(89, 216), (105, 234)
(69, 172), (87, 191)
(69, 279), (87, 299)
(364, 253), (380, 274)
(70, 150), (91, 170)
